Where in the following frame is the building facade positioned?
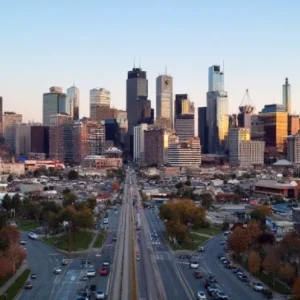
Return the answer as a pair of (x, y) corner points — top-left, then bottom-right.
(288, 114), (300, 136)
(156, 74), (173, 128)
(283, 77), (291, 114)
(30, 126), (50, 158)
(206, 65), (228, 153)
(90, 105), (118, 122)
(168, 137), (201, 167)
(15, 123), (31, 157)
(66, 86), (80, 120)
(43, 87), (67, 126)
(259, 104), (288, 153)
(198, 107), (208, 154)
(90, 88), (110, 119)
(104, 119), (120, 147)
(133, 123), (148, 164)
(229, 127), (264, 167)
(174, 114), (194, 141)
(144, 129), (165, 166)
(287, 133), (300, 164)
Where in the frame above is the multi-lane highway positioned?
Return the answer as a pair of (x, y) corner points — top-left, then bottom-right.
(20, 204), (120, 300)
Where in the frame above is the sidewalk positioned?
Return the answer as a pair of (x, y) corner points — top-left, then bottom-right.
(0, 262), (28, 296)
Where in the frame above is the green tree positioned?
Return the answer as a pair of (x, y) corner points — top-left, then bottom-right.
(87, 197), (97, 210)
(26, 202), (41, 220)
(58, 206), (77, 222)
(250, 204), (272, 222)
(63, 192), (77, 207)
(7, 174), (13, 182)
(200, 193), (214, 209)
(0, 210), (7, 230)
(76, 208), (94, 230)
(11, 194), (22, 214)
(74, 201), (88, 211)
(68, 170), (79, 180)
(2, 194), (11, 210)
(45, 211), (60, 233)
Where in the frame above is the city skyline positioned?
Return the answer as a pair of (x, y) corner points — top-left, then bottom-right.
(1, 1), (300, 121)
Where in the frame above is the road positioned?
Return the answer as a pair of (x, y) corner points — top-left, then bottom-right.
(109, 168), (136, 300)
(19, 205), (120, 300)
(177, 234), (266, 300)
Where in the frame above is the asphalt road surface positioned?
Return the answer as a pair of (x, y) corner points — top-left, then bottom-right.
(19, 206), (120, 300)
(176, 234), (266, 300)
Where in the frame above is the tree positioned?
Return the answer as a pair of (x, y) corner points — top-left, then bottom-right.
(248, 251), (261, 274)
(63, 187), (71, 194)
(279, 263), (296, 285)
(5, 245), (26, 273)
(87, 197), (97, 211)
(292, 277), (300, 297)
(185, 180), (191, 186)
(63, 192), (77, 207)
(76, 208), (94, 230)
(0, 226), (20, 250)
(246, 222), (262, 245)
(74, 201), (88, 211)
(33, 169), (41, 178)
(2, 194), (12, 210)
(58, 206), (77, 223)
(256, 232), (275, 250)
(11, 194), (22, 214)
(0, 256), (13, 279)
(228, 227), (250, 259)
(200, 193), (214, 210)
(7, 174), (13, 182)
(68, 170), (78, 180)
(45, 211), (60, 234)
(250, 205), (272, 222)
(262, 249), (280, 287)
(222, 221), (230, 231)
(175, 182), (183, 189)
(165, 218), (188, 243)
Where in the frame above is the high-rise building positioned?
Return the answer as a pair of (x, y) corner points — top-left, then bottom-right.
(288, 114), (300, 136)
(15, 123), (31, 158)
(175, 94), (188, 116)
(238, 90), (254, 129)
(90, 88), (110, 120)
(104, 119), (120, 147)
(91, 106), (118, 122)
(251, 115), (265, 141)
(3, 112), (23, 154)
(49, 114), (73, 161)
(73, 120), (106, 164)
(198, 107), (208, 154)
(259, 104), (288, 153)
(168, 137), (201, 167)
(144, 129), (165, 166)
(30, 126), (49, 158)
(283, 77), (291, 114)
(156, 74), (173, 128)
(67, 86), (80, 120)
(126, 67), (148, 136)
(287, 133), (300, 164)
(206, 65), (228, 153)
(133, 123), (148, 164)
(43, 87), (67, 126)
(0, 97), (3, 123)
(174, 114), (194, 141)
(229, 127), (264, 167)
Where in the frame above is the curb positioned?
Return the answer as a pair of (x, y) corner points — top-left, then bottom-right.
(14, 269), (31, 300)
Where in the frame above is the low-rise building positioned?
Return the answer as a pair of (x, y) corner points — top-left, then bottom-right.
(83, 155), (123, 169)
(0, 163), (25, 175)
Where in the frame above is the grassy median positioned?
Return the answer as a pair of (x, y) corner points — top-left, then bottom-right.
(17, 220), (40, 231)
(0, 269), (30, 300)
(43, 231), (94, 251)
(92, 231), (106, 248)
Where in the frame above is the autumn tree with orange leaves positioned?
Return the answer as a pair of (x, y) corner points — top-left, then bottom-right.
(248, 251), (261, 274)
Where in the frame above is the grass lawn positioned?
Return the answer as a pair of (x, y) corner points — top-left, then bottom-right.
(0, 268), (30, 300)
(194, 227), (223, 236)
(93, 232), (106, 248)
(43, 231), (94, 251)
(257, 272), (291, 295)
(17, 220), (40, 231)
(170, 233), (210, 251)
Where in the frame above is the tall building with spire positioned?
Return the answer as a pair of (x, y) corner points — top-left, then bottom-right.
(283, 77), (291, 114)
(67, 85), (80, 120)
(156, 73), (173, 128)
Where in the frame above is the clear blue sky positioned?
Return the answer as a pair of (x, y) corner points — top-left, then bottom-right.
(1, 0), (300, 122)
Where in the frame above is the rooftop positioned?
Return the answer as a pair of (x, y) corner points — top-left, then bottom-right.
(255, 179), (298, 188)
(273, 159), (292, 166)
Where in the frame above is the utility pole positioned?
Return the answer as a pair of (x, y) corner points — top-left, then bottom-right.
(68, 221), (71, 253)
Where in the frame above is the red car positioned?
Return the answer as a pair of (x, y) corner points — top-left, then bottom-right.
(194, 271), (204, 279)
(99, 268), (108, 276)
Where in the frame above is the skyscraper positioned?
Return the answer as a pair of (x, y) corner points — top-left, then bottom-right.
(175, 94), (188, 116)
(90, 88), (111, 119)
(156, 74), (173, 128)
(67, 86), (80, 120)
(283, 77), (291, 114)
(43, 87), (67, 126)
(126, 67), (148, 135)
(198, 107), (208, 154)
(206, 65), (228, 153)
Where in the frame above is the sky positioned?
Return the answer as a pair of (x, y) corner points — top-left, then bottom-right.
(1, 0), (300, 122)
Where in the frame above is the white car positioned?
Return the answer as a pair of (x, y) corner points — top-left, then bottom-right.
(253, 282), (264, 292)
(102, 261), (110, 267)
(95, 290), (105, 299)
(190, 261), (199, 269)
(28, 232), (38, 240)
(86, 268), (96, 277)
(53, 267), (62, 274)
(20, 240), (27, 245)
(197, 291), (206, 300)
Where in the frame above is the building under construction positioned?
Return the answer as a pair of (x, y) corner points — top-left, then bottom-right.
(238, 89), (255, 129)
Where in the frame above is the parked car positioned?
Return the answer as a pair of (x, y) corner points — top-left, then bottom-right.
(253, 282), (264, 292)
(238, 274), (249, 282)
(20, 240), (27, 245)
(198, 247), (204, 252)
(216, 291), (229, 299)
(262, 289), (273, 299)
(196, 291), (206, 300)
(95, 290), (105, 299)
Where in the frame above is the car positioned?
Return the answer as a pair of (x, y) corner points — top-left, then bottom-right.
(112, 236), (116, 241)
(178, 255), (186, 259)
(61, 258), (69, 266)
(216, 291), (229, 299)
(239, 274), (249, 282)
(81, 276), (88, 281)
(99, 267), (108, 276)
(206, 275), (217, 284)
(220, 241), (226, 245)
(220, 257), (227, 262)
(53, 267), (62, 274)
(253, 282), (264, 292)
(190, 261), (199, 269)
(198, 246), (204, 252)
(28, 232), (38, 240)
(20, 240), (26, 245)
(194, 271), (204, 278)
(222, 259), (229, 265)
(78, 288), (89, 298)
(196, 291), (206, 300)
(186, 255), (192, 259)
(236, 271), (244, 277)
(95, 290), (105, 299)
(262, 289), (273, 299)
(31, 273), (37, 279)
(86, 268), (96, 277)
(89, 284), (97, 293)
(24, 281), (33, 289)
(102, 261), (110, 267)
(207, 285), (219, 296)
